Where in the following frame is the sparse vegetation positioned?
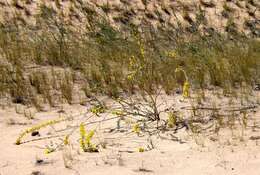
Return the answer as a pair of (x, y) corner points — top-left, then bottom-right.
(0, 2), (259, 173)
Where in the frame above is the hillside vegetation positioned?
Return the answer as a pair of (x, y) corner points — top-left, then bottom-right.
(0, 2), (259, 174)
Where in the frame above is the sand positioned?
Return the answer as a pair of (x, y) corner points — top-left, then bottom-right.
(0, 92), (259, 175)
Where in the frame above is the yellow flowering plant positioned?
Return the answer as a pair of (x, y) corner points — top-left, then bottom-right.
(166, 50), (177, 58)
(132, 123), (141, 134)
(138, 147), (145, 152)
(111, 110), (125, 116)
(79, 123), (87, 151)
(79, 123), (98, 152)
(16, 117), (65, 145)
(175, 67), (190, 98)
(85, 130), (94, 146)
(64, 135), (69, 145)
(127, 56), (139, 81)
(90, 105), (106, 115)
(168, 112), (177, 128)
(127, 37), (146, 82)
(44, 147), (55, 155)
(182, 81), (190, 98)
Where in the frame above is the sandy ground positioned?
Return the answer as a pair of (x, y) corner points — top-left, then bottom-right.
(0, 92), (260, 175)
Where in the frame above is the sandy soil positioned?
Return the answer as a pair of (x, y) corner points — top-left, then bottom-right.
(0, 92), (259, 175)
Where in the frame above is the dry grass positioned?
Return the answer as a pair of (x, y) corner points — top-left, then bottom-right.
(0, 5), (259, 107)
(0, 3), (259, 165)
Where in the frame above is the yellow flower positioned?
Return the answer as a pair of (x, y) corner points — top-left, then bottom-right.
(175, 67), (190, 98)
(168, 112), (177, 128)
(138, 147), (145, 152)
(79, 123), (97, 152)
(167, 50), (177, 58)
(127, 72), (135, 81)
(90, 105), (105, 115)
(129, 56), (136, 69)
(79, 123), (86, 151)
(85, 130), (95, 146)
(15, 117), (65, 145)
(44, 148), (54, 155)
(111, 110), (125, 116)
(133, 123), (141, 134)
(183, 81), (190, 98)
(64, 135), (69, 145)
